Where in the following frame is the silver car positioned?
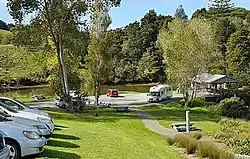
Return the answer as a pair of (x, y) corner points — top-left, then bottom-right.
(0, 113), (51, 141)
(0, 97), (49, 117)
(0, 102), (55, 132)
(0, 134), (10, 159)
(0, 122), (46, 159)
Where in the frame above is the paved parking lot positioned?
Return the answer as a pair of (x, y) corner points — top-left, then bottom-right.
(27, 93), (183, 108)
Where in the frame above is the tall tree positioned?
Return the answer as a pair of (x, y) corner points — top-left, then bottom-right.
(7, 0), (88, 111)
(209, 0), (234, 17)
(226, 27), (250, 85)
(212, 18), (236, 74)
(158, 19), (216, 105)
(84, 0), (120, 105)
(174, 5), (188, 20)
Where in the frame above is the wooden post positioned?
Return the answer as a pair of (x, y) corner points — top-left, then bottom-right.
(186, 111), (190, 133)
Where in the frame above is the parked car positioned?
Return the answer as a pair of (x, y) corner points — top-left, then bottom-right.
(0, 121), (46, 159)
(106, 89), (119, 97)
(0, 133), (10, 159)
(0, 102), (55, 132)
(0, 112), (51, 140)
(0, 97), (49, 117)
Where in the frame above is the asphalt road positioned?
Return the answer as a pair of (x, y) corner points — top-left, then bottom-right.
(27, 93), (183, 108)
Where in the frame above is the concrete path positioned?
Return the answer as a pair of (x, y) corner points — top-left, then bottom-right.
(136, 110), (177, 136)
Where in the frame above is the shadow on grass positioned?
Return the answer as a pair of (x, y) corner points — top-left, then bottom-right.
(54, 127), (62, 131)
(47, 139), (80, 148)
(55, 125), (69, 128)
(28, 148), (81, 159)
(52, 133), (81, 140)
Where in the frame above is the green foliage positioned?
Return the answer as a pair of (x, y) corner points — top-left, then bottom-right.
(212, 17), (236, 74)
(0, 29), (13, 45)
(0, 45), (47, 82)
(197, 140), (234, 159)
(179, 97), (213, 107)
(158, 18), (216, 101)
(209, 0), (234, 18)
(137, 48), (165, 82)
(226, 27), (250, 86)
(215, 118), (250, 155)
(175, 134), (198, 154)
(0, 20), (9, 30)
(218, 97), (248, 118)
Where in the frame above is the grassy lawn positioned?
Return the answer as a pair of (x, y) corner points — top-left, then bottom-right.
(140, 103), (221, 135)
(32, 108), (180, 159)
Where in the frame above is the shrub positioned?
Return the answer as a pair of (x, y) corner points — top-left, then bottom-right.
(175, 134), (198, 154)
(179, 97), (213, 108)
(190, 132), (203, 140)
(197, 141), (234, 159)
(166, 135), (176, 146)
(228, 139), (250, 155)
(218, 97), (248, 118)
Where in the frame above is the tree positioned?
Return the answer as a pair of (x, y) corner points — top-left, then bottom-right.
(84, 0), (120, 105)
(0, 20), (9, 30)
(174, 5), (188, 20)
(7, 0), (89, 111)
(158, 19), (216, 105)
(226, 27), (250, 85)
(209, 0), (234, 17)
(192, 8), (208, 19)
(137, 47), (165, 82)
(212, 18), (236, 74)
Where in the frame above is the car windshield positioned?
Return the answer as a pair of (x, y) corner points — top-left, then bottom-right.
(149, 92), (159, 97)
(0, 102), (18, 113)
(13, 99), (31, 109)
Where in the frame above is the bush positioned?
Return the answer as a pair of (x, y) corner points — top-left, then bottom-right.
(175, 134), (197, 154)
(197, 141), (234, 159)
(179, 97), (213, 108)
(228, 139), (250, 155)
(166, 136), (176, 146)
(190, 132), (203, 140)
(218, 97), (248, 118)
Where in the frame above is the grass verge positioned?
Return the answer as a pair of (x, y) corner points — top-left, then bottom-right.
(32, 108), (180, 159)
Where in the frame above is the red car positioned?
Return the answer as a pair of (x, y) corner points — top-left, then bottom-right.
(106, 89), (119, 97)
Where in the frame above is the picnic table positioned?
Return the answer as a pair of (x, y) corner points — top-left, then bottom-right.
(113, 105), (130, 112)
(170, 122), (201, 132)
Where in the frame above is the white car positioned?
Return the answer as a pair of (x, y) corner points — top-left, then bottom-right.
(0, 97), (49, 117)
(0, 102), (54, 132)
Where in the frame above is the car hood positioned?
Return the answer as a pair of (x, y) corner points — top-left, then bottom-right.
(22, 108), (49, 117)
(11, 111), (51, 121)
(0, 121), (40, 135)
(8, 116), (45, 125)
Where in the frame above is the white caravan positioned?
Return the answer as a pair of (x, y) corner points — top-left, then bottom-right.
(147, 85), (173, 102)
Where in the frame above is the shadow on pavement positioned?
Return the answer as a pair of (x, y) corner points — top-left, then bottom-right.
(52, 133), (81, 140)
(47, 139), (80, 148)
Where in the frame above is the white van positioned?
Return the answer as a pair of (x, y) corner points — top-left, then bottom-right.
(147, 85), (173, 102)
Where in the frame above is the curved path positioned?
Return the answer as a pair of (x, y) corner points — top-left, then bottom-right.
(136, 110), (177, 136)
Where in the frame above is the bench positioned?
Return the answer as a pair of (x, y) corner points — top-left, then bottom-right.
(113, 106), (130, 112)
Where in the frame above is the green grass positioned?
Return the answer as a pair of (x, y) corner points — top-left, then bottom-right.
(32, 108), (180, 159)
(140, 103), (221, 135)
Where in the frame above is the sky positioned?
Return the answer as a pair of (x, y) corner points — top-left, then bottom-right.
(1, 0), (250, 28)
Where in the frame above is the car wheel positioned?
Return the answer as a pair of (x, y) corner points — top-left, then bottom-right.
(6, 140), (21, 159)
